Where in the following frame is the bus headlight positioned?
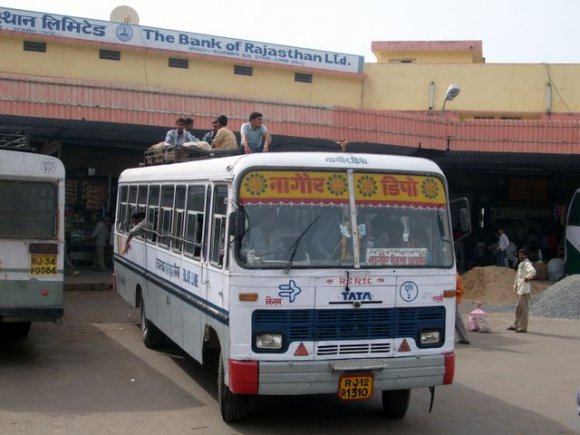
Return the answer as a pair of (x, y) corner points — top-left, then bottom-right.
(255, 333), (283, 350)
(420, 329), (441, 345)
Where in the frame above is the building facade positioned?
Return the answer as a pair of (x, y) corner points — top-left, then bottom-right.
(1, 6), (579, 267)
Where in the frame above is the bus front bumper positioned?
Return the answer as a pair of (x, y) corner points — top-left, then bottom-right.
(230, 352), (454, 396)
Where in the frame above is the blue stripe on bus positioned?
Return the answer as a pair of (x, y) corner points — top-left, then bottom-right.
(113, 254), (229, 325)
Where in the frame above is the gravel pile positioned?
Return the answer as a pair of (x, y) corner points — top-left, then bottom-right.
(529, 275), (580, 319)
(462, 266), (580, 319)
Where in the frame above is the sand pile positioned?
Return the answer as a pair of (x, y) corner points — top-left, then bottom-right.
(462, 266), (549, 305)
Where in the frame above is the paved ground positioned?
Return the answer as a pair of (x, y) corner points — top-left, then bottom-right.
(1, 286), (579, 434)
(64, 267), (114, 291)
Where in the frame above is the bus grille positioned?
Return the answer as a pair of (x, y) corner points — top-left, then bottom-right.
(317, 342), (391, 356)
(252, 306), (446, 353)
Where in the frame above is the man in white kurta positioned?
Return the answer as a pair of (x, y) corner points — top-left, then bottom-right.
(507, 249), (536, 333)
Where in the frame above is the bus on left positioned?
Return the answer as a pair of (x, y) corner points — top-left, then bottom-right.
(0, 149), (65, 338)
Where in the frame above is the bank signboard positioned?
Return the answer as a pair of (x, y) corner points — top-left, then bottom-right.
(0, 7), (364, 74)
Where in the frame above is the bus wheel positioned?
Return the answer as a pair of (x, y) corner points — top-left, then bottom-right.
(140, 301), (163, 349)
(382, 389), (411, 419)
(218, 352), (250, 423)
(4, 321), (31, 339)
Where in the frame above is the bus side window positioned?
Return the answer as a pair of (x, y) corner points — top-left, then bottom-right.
(146, 185), (160, 243)
(210, 185), (228, 268)
(136, 185), (148, 240)
(159, 185), (175, 249)
(127, 185), (138, 231)
(117, 185), (128, 232)
(184, 185), (206, 260)
(172, 185), (186, 253)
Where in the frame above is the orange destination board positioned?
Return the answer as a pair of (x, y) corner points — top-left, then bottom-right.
(239, 171), (446, 207)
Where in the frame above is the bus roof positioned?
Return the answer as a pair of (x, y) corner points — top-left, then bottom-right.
(118, 152), (445, 183)
(0, 149), (65, 180)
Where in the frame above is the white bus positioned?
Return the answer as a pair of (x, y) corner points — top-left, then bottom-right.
(565, 187), (580, 275)
(114, 152), (463, 422)
(0, 149), (65, 338)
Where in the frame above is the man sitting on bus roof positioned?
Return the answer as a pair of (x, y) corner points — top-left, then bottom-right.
(211, 115), (238, 151)
(184, 117), (200, 142)
(240, 112), (271, 153)
(164, 118), (196, 148)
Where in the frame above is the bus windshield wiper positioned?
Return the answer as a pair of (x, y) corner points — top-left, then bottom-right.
(284, 216), (320, 272)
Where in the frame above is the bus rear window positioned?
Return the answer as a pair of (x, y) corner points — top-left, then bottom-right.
(0, 180), (58, 239)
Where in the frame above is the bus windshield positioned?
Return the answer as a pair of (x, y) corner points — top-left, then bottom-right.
(237, 170), (453, 269)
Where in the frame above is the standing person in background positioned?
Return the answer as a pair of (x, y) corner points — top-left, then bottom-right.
(211, 115), (238, 150)
(507, 248), (536, 333)
(455, 273), (471, 345)
(91, 216), (112, 271)
(505, 240), (518, 268)
(240, 111), (271, 153)
(495, 227), (510, 267)
(64, 230), (80, 276)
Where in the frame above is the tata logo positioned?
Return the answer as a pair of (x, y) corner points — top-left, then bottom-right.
(341, 291), (372, 301)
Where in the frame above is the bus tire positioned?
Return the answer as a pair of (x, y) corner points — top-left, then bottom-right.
(382, 389), (411, 419)
(218, 352), (250, 423)
(4, 321), (31, 339)
(140, 300), (163, 349)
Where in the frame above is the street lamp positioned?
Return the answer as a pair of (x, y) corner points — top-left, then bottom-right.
(441, 84), (461, 117)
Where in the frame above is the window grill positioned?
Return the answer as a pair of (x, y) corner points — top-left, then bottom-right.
(23, 41), (46, 53)
(295, 73), (313, 83)
(169, 58), (189, 69)
(99, 49), (121, 61)
(234, 65), (253, 76)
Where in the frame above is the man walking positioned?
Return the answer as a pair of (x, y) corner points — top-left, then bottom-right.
(507, 248), (536, 333)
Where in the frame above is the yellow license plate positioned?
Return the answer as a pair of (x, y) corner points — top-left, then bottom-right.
(30, 254), (57, 275)
(337, 373), (374, 400)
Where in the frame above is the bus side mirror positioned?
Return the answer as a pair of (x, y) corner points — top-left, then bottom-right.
(450, 197), (471, 241)
(459, 207), (470, 233)
(228, 210), (246, 238)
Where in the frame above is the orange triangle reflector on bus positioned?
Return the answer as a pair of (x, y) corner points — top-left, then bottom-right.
(398, 339), (411, 352)
(294, 342), (309, 356)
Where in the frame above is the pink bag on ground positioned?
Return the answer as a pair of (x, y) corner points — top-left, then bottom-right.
(468, 302), (491, 332)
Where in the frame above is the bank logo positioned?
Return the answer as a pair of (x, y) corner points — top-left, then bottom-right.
(116, 24), (133, 42)
(399, 281), (419, 302)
